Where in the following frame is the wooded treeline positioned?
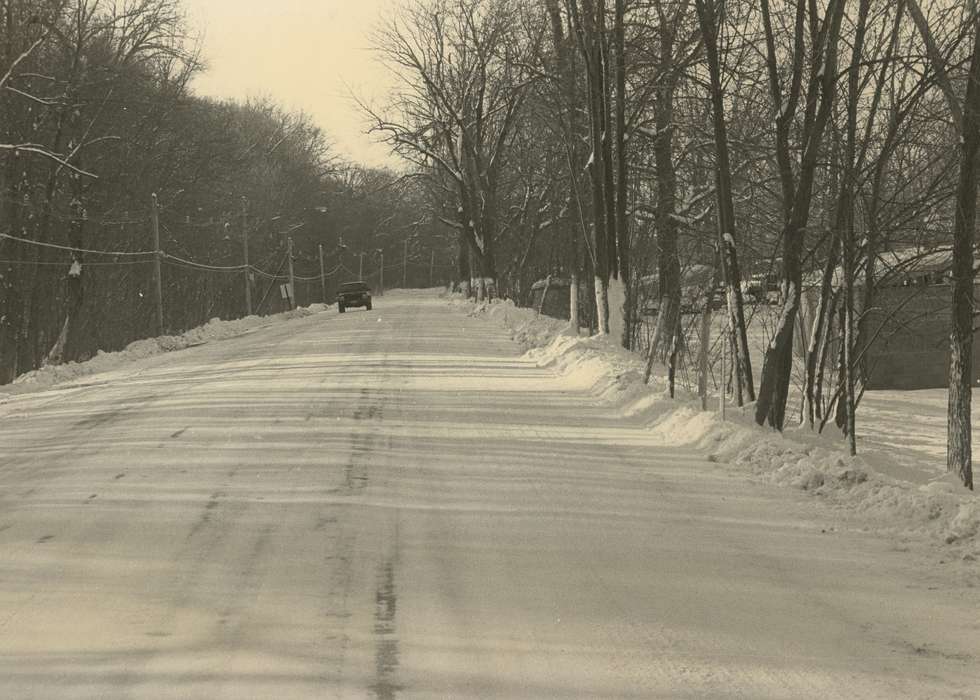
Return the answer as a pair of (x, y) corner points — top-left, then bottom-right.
(0, 0), (444, 386)
(370, 0), (979, 489)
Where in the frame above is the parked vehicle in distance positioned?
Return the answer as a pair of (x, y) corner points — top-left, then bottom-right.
(745, 273), (782, 305)
(337, 281), (372, 313)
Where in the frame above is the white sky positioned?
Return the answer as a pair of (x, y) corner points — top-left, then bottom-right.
(181, 0), (404, 169)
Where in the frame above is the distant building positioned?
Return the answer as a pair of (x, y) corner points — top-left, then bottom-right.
(635, 264), (722, 316)
(800, 248), (980, 390)
(529, 277), (573, 320)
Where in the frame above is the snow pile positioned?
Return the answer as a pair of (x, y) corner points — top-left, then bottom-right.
(526, 333), (673, 415)
(452, 296), (657, 399)
(449, 296), (569, 349)
(456, 295), (980, 549)
(487, 302), (571, 349)
(652, 406), (980, 546)
(6, 304), (327, 394)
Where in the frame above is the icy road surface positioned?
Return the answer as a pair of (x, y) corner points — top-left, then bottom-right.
(0, 291), (977, 699)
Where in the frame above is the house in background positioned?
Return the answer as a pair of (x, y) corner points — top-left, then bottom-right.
(527, 248), (978, 391)
(529, 277), (573, 320)
(800, 248), (980, 390)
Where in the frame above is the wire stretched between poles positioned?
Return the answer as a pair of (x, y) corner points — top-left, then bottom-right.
(0, 232), (155, 257)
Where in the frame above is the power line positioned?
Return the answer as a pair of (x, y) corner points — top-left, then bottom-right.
(250, 267), (285, 280)
(162, 252), (247, 272)
(1, 215), (443, 297)
(0, 258), (152, 267)
(294, 263), (341, 281)
(0, 232), (155, 257)
(0, 233), (287, 279)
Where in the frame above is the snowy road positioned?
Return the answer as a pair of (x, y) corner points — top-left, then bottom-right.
(0, 292), (977, 699)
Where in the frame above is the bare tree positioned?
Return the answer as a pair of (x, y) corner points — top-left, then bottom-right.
(567, 0), (614, 332)
(543, 0), (589, 331)
(906, 0), (980, 490)
(0, 1), (346, 383)
(367, 0), (535, 300)
(693, 0), (754, 405)
(643, 0), (703, 396)
(754, 0), (846, 430)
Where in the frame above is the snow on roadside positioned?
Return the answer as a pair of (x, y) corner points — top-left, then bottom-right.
(1, 304), (328, 397)
(450, 296), (569, 349)
(454, 295), (980, 551)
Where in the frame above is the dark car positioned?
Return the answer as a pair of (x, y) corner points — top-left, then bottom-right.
(337, 281), (372, 313)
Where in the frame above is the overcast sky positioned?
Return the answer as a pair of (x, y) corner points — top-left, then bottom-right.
(181, 0), (403, 169)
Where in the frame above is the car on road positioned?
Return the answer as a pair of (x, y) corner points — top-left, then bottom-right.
(337, 281), (372, 313)
(745, 273), (781, 305)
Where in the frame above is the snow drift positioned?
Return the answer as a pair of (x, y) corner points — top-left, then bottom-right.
(3, 304), (327, 396)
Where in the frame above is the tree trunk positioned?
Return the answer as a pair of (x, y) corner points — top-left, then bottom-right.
(573, 0), (611, 334)
(569, 271), (580, 334)
(647, 7), (683, 383)
(646, 291), (681, 389)
(834, 301), (848, 433)
(546, 0), (591, 338)
(457, 231), (471, 297)
(755, 0), (845, 429)
(594, 275), (609, 336)
(695, 0), (755, 404)
(947, 20), (980, 490)
(613, 0), (630, 348)
(537, 275), (552, 314)
(814, 287), (840, 422)
(481, 223), (498, 301)
(756, 268), (803, 429)
(803, 234), (840, 426)
(839, 0), (872, 455)
(698, 248), (725, 410)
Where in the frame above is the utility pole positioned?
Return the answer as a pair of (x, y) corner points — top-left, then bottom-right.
(151, 193), (164, 335)
(241, 196), (252, 316)
(430, 250), (435, 286)
(287, 237), (296, 310)
(359, 252), (363, 280)
(318, 243), (326, 303)
(379, 250), (384, 295)
(403, 239), (408, 288)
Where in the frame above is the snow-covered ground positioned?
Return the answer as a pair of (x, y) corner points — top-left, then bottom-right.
(6, 293), (977, 552)
(0, 303), (328, 401)
(455, 296), (980, 552)
(0, 290), (977, 697)
(858, 389), (977, 478)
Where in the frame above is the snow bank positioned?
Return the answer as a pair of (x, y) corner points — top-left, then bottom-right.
(4, 304), (327, 395)
(454, 295), (980, 550)
(656, 407), (980, 547)
(449, 296), (569, 349)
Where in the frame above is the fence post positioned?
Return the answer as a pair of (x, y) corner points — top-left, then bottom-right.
(151, 193), (164, 335)
(242, 196), (252, 316)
